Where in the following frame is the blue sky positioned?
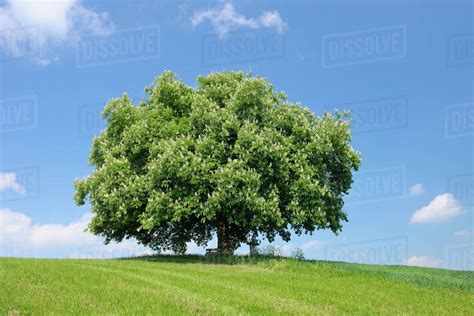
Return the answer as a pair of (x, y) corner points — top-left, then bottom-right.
(0, 0), (472, 269)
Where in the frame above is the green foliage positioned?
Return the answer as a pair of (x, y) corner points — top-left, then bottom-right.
(74, 70), (361, 253)
(253, 244), (281, 257)
(291, 248), (305, 260)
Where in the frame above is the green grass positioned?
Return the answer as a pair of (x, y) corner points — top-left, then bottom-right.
(1, 255), (473, 315)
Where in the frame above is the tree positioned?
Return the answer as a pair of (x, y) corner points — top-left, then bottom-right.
(291, 248), (305, 260)
(74, 71), (361, 255)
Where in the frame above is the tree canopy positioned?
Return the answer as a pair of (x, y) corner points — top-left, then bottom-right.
(74, 71), (361, 254)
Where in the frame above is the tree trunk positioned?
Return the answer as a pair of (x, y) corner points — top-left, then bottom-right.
(249, 244), (257, 256)
(249, 233), (258, 256)
(217, 222), (234, 255)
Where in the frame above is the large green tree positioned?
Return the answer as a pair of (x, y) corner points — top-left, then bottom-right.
(74, 71), (361, 254)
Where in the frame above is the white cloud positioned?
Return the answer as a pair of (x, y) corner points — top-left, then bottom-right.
(191, 2), (287, 37)
(454, 230), (471, 238)
(0, 0), (113, 64)
(29, 212), (96, 248)
(409, 183), (424, 196)
(300, 240), (324, 251)
(0, 172), (25, 194)
(0, 208), (151, 258)
(0, 208), (30, 236)
(410, 193), (463, 223)
(403, 256), (443, 268)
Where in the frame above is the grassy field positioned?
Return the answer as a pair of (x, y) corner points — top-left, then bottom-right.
(1, 255), (473, 315)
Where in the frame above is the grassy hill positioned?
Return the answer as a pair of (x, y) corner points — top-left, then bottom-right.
(1, 255), (473, 315)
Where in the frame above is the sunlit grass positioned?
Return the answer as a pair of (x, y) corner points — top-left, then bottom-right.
(1, 255), (472, 315)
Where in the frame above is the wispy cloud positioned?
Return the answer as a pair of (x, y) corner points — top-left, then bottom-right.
(410, 193), (463, 223)
(0, 0), (113, 65)
(403, 256), (443, 268)
(300, 240), (324, 252)
(409, 183), (424, 196)
(191, 2), (287, 38)
(454, 230), (471, 238)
